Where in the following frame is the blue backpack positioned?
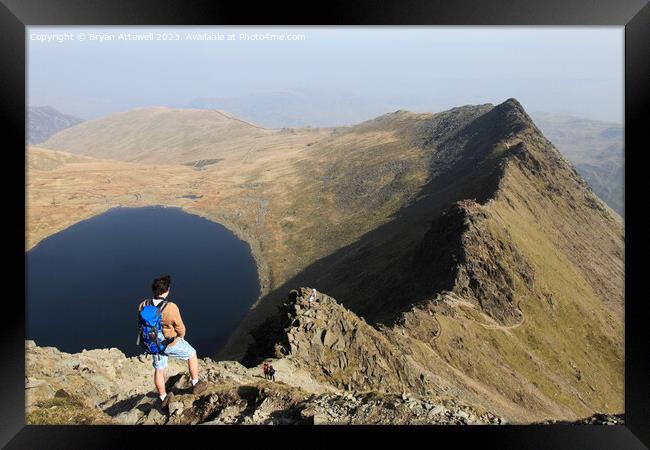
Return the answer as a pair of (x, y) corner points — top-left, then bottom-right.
(137, 299), (173, 355)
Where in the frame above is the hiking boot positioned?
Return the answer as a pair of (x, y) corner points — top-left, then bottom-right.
(192, 380), (208, 395)
(160, 391), (174, 409)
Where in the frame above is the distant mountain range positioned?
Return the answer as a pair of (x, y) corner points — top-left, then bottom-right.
(530, 112), (623, 216)
(27, 106), (84, 145)
(182, 90), (394, 128)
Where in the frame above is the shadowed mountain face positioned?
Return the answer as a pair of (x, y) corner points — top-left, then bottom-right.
(28, 106), (84, 144)
(27, 99), (623, 423)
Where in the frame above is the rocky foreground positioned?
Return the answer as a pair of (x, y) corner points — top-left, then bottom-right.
(26, 288), (503, 425)
(25, 288), (622, 425)
(539, 413), (625, 426)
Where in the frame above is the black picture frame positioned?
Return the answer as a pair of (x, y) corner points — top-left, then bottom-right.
(2, 0), (648, 447)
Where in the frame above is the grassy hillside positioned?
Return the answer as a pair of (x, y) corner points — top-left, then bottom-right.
(42, 106), (328, 164)
(26, 147), (98, 171)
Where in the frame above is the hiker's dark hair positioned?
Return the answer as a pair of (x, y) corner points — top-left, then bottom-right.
(152, 275), (171, 298)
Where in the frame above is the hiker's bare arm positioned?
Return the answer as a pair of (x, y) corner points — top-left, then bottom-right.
(170, 303), (186, 337)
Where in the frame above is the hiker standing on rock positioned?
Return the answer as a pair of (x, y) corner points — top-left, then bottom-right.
(137, 275), (208, 409)
(268, 364), (276, 381)
(262, 362), (269, 379)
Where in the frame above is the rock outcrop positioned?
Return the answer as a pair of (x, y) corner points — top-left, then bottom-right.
(245, 288), (430, 395)
(25, 311), (501, 426)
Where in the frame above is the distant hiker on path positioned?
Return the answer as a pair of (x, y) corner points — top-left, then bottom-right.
(137, 275), (208, 409)
(262, 362), (269, 379)
(268, 364), (276, 381)
(308, 288), (317, 307)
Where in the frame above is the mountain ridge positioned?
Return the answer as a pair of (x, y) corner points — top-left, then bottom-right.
(222, 98), (623, 421)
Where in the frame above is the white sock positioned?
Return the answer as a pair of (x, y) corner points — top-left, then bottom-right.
(159, 393), (167, 401)
(191, 378), (199, 386)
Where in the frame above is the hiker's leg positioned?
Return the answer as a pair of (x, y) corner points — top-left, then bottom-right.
(152, 354), (168, 395)
(154, 368), (166, 396)
(166, 338), (199, 381)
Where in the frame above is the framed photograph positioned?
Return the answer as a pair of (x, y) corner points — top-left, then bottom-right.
(3, 0), (648, 447)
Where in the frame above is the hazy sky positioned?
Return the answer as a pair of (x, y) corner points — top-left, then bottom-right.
(27, 26), (623, 123)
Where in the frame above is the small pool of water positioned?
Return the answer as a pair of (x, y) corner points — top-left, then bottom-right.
(26, 206), (260, 357)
